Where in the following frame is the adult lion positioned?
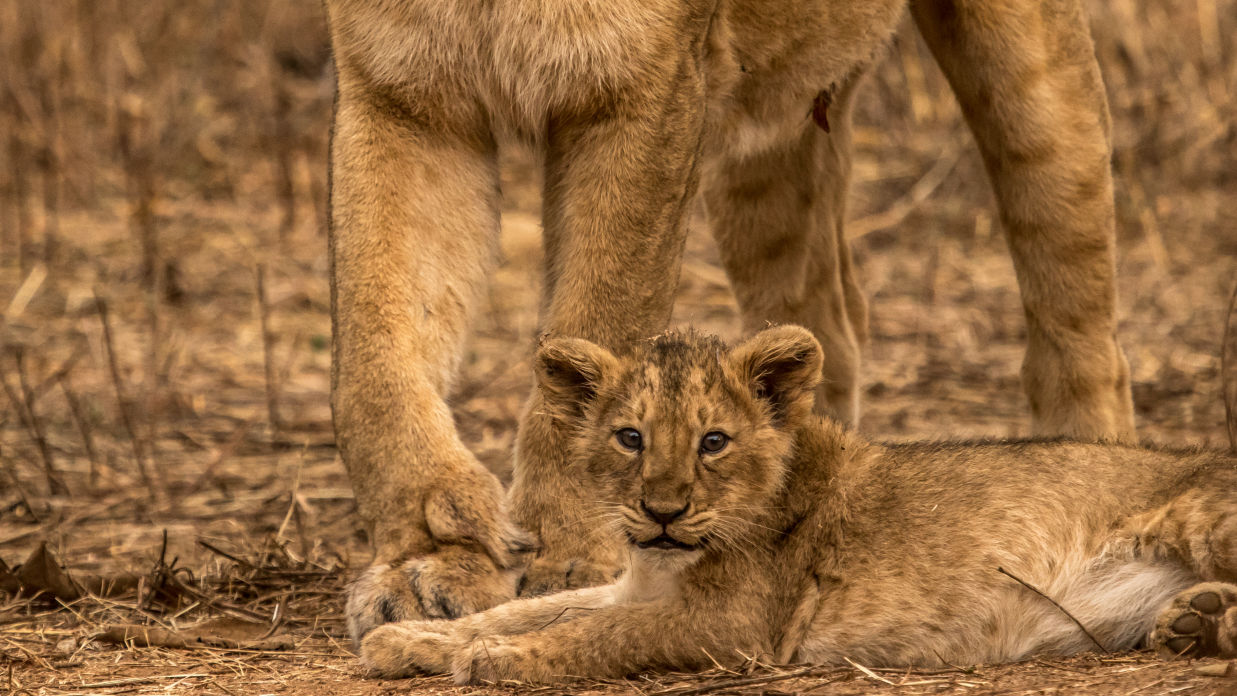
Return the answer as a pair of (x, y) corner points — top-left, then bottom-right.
(324, 0), (1137, 642)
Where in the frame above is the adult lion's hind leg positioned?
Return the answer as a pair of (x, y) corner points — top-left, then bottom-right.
(703, 77), (867, 426)
(1152, 583), (1237, 658)
(912, 0), (1136, 443)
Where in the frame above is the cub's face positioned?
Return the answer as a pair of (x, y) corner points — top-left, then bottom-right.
(535, 326), (823, 568)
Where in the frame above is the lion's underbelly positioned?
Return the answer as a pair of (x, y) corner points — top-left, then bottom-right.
(708, 0), (906, 156)
(334, 0), (906, 144)
(794, 544), (1197, 666)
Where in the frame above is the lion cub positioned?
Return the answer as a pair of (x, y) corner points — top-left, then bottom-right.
(361, 327), (1237, 683)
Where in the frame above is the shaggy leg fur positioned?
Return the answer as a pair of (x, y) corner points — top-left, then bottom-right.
(1127, 484), (1237, 581)
(1128, 475), (1237, 656)
(1152, 583), (1237, 658)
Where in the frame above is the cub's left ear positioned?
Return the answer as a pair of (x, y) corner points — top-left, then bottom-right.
(534, 336), (620, 419)
(728, 325), (823, 421)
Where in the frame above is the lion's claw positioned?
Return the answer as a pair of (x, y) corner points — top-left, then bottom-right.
(347, 547), (519, 645)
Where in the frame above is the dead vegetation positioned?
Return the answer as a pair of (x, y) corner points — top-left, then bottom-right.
(0, 0), (1234, 694)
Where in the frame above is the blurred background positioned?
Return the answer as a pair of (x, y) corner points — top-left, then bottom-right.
(0, 0), (1234, 658)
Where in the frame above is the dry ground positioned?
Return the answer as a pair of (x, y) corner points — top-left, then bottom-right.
(1, 1), (1236, 694)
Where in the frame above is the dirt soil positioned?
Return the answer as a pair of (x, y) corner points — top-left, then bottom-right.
(1, 1), (1235, 694)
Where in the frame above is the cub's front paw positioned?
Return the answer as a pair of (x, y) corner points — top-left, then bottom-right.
(347, 546), (518, 645)
(1152, 582), (1237, 658)
(360, 622), (462, 678)
(517, 558), (619, 598)
(451, 639), (564, 685)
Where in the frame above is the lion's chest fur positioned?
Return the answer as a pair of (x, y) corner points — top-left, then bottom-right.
(329, 0), (904, 142)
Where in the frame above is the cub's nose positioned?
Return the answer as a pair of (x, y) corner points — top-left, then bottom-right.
(640, 500), (688, 526)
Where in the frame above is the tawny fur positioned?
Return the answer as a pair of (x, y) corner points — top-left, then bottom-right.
(359, 328), (1237, 684)
(326, 0), (1138, 640)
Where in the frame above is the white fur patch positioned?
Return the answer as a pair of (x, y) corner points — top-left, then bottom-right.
(1009, 557), (1196, 657)
(796, 550), (1197, 666)
(615, 555), (692, 604)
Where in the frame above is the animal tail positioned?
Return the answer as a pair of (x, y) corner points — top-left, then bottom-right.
(1223, 281), (1237, 452)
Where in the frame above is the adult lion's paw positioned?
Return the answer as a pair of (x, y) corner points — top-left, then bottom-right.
(347, 546), (520, 645)
(348, 466), (536, 645)
(360, 621), (460, 678)
(517, 557), (619, 598)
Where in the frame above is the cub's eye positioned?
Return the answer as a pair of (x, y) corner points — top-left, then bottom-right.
(700, 431), (729, 454)
(615, 428), (644, 452)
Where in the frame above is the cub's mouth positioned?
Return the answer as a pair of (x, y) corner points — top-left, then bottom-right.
(631, 533), (701, 551)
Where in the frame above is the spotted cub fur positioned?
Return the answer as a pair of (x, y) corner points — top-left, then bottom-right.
(361, 327), (1237, 683)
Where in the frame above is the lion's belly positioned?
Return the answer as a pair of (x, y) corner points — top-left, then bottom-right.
(332, 0), (906, 144)
(794, 543), (1197, 666)
(704, 0), (904, 159)
(330, 0), (678, 133)
(483, 0), (682, 134)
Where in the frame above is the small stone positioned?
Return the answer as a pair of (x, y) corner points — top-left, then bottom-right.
(55, 636), (77, 654)
(1194, 661), (1235, 677)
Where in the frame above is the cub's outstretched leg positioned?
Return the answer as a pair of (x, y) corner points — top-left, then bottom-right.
(328, 31), (531, 641)
(362, 585), (616, 677)
(510, 49), (711, 595)
(913, 0), (1136, 442)
(703, 77), (868, 425)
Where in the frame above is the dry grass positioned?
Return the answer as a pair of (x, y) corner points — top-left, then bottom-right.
(1, 1), (1235, 694)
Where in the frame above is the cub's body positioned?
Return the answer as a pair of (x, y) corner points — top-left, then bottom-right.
(791, 438), (1221, 665)
(360, 329), (1237, 682)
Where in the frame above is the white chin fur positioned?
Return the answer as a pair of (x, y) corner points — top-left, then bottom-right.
(616, 551), (699, 603)
(634, 546), (704, 570)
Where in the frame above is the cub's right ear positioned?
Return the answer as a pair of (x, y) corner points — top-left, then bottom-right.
(534, 336), (620, 419)
(729, 325), (823, 423)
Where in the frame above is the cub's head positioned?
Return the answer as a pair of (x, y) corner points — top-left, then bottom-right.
(535, 325), (823, 568)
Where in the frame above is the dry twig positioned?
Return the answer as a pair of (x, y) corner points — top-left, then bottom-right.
(256, 264), (282, 435)
(998, 566), (1108, 653)
(1222, 281), (1237, 452)
(94, 289), (156, 498)
(1, 349), (68, 495)
(57, 374), (100, 488)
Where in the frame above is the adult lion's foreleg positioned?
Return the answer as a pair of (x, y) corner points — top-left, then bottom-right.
(330, 74), (532, 643)
(510, 55), (709, 596)
(913, 0), (1136, 442)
